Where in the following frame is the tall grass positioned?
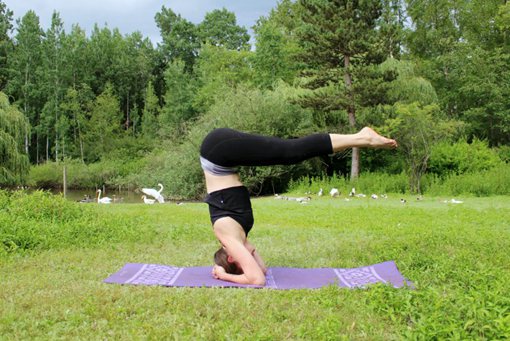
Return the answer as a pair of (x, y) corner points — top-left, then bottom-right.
(288, 172), (408, 196)
(0, 190), (156, 256)
(289, 164), (510, 197)
(424, 164), (510, 196)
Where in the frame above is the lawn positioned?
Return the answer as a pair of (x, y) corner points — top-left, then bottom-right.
(1, 193), (509, 339)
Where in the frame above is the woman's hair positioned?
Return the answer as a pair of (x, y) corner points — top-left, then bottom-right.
(214, 247), (242, 274)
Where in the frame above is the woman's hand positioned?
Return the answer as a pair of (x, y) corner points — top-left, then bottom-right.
(212, 264), (226, 280)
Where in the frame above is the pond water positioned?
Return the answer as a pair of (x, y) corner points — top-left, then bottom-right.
(49, 188), (159, 204)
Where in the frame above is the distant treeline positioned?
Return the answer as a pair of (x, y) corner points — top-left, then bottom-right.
(1, 0), (509, 197)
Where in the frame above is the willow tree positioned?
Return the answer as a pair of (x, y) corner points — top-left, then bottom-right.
(0, 92), (30, 184)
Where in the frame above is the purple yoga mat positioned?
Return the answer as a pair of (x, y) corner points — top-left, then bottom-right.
(104, 261), (412, 289)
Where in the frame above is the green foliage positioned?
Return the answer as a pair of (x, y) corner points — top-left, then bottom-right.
(295, 0), (385, 113)
(28, 153), (147, 189)
(0, 190), (155, 254)
(455, 46), (510, 146)
(429, 139), (503, 176)
(252, 1), (302, 89)
(196, 8), (250, 51)
(0, 0), (13, 89)
(290, 164), (510, 197)
(2, 1), (510, 194)
(141, 82), (160, 139)
(424, 164), (510, 196)
(155, 6), (199, 73)
(288, 171), (409, 195)
(386, 102), (462, 193)
(495, 145), (510, 163)
(193, 44), (253, 114)
(405, 0), (461, 58)
(0, 92), (30, 184)
(158, 60), (198, 138)
(138, 83), (319, 198)
(82, 84), (123, 162)
(379, 58), (438, 105)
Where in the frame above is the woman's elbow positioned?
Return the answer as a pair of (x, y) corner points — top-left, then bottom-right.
(248, 274), (266, 286)
(252, 277), (266, 286)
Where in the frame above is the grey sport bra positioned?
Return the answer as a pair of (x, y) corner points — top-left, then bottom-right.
(200, 156), (238, 176)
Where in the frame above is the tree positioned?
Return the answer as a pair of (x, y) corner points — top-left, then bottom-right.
(41, 11), (67, 161)
(405, 0), (462, 59)
(296, 0), (383, 179)
(379, 58), (437, 105)
(158, 60), (197, 138)
(377, 0), (406, 59)
(6, 10), (44, 160)
(193, 44), (253, 114)
(155, 6), (199, 73)
(0, 91), (30, 184)
(114, 31), (153, 132)
(252, 0), (303, 89)
(454, 46), (510, 146)
(0, 0), (13, 90)
(59, 84), (94, 162)
(82, 84), (122, 162)
(141, 82), (160, 140)
(386, 102), (460, 193)
(86, 25), (121, 96)
(197, 8), (250, 50)
(62, 24), (90, 90)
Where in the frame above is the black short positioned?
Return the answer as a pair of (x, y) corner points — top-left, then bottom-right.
(204, 186), (254, 236)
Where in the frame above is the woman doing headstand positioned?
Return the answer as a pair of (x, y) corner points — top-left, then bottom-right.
(200, 127), (397, 285)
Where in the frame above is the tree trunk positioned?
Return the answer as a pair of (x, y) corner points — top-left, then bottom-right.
(46, 136), (49, 161)
(125, 93), (130, 130)
(344, 55), (359, 179)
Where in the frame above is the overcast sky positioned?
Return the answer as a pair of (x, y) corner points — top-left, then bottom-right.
(3, 0), (280, 45)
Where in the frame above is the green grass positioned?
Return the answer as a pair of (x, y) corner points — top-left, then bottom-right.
(1, 192), (509, 339)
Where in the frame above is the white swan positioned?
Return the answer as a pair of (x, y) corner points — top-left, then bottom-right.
(141, 183), (165, 203)
(96, 190), (112, 204)
(330, 188), (340, 197)
(142, 195), (155, 205)
(349, 187), (356, 197)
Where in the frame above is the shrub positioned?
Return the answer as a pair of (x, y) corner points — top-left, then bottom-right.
(28, 157), (147, 190)
(425, 164), (510, 196)
(428, 139), (502, 176)
(131, 83), (322, 199)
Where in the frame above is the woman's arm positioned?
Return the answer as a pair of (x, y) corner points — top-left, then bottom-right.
(244, 239), (267, 275)
(212, 264), (264, 285)
(212, 218), (266, 285)
(217, 238), (266, 285)
(213, 221), (266, 285)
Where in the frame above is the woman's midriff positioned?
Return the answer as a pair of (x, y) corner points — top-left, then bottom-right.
(204, 171), (243, 193)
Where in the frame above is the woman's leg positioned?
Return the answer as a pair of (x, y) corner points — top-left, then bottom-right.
(329, 127), (397, 152)
(200, 127), (396, 168)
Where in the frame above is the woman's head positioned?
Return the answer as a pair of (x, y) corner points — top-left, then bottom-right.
(214, 247), (242, 274)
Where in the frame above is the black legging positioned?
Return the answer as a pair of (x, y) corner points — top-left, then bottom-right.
(200, 128), (333, 167)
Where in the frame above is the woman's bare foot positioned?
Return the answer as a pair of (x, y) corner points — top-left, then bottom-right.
(359, 127), (398, 149)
